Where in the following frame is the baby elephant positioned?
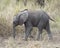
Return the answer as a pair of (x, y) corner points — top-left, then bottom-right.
(13, 9), (54, 41)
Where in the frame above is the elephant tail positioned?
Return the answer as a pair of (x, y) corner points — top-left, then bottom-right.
(49, 17), (55, 22)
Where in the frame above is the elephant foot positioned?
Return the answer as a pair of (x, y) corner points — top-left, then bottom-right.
(37, 37), (43, 41)
(24, 38), (28, 41)
(13, 35), (15, 39)
(37, 38), (40, 41)
(48, 36), (53, 41)
(48, 38), (53, 42)
(37, 39), (42, 41)
(29, 35), (34, 38)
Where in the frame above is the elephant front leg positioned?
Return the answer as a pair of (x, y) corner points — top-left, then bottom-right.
(25, 27), (32, 41)
(13, 25), (16, 39)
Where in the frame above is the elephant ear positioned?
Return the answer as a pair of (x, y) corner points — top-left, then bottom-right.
(19, 11), (28, 25)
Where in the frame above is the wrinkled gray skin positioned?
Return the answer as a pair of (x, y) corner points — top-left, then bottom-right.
(13, 9), (54, 41)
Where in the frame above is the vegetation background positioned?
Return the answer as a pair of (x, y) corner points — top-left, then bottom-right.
(0, 0), (60, 48)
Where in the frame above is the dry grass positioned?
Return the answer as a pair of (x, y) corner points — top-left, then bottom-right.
(0, 0), (60, 48)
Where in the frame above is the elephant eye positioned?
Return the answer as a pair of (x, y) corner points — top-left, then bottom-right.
(20, 14), (23, 16)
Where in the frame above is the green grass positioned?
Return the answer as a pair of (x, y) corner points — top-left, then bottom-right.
(0, 0), (10, 11)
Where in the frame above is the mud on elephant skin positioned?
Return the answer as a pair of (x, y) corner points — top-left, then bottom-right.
(13, 9), (54, 41)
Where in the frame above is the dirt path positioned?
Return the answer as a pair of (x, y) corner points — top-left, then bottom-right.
(0, 32), (60, 48)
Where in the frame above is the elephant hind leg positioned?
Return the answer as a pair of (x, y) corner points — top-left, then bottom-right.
(37, 21), (44, 41)
(45, 21), (53, 40)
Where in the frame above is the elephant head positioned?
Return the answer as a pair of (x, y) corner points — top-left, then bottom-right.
(13, 9), (28, 38)
(13, 10), (28, 26)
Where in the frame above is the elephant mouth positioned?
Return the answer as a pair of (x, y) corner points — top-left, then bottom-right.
(19, 20), (24, 25)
